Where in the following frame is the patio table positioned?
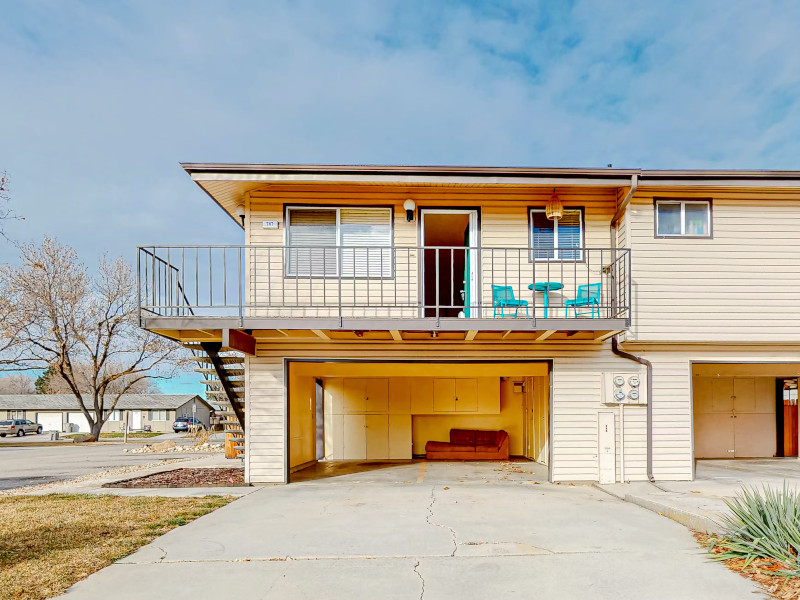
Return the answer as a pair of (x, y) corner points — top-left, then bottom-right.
(529, 281), (563, 318)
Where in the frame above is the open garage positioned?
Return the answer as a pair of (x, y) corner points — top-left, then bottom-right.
(693, 363), (799, 459)
(286, 361), (550, 479)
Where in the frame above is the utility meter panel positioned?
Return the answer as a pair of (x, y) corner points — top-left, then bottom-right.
(603, 372), (647, 405)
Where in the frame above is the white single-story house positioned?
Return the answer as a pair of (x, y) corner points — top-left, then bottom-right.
(0, 394), (214, 433)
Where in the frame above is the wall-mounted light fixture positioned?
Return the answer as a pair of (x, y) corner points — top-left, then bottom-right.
(403, 198), (416, 222)
(235, 205), (245, 227)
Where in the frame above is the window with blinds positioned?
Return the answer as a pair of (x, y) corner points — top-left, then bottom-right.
(530, 208), (584, 260)
(286, 207), (393, 277)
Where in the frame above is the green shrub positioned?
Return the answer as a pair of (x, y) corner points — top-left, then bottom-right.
(713, 484), (800, 576)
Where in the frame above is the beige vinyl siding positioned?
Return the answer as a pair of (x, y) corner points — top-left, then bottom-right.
(246, 341), (650, 483)
(628, 192), (800, 342)
(245, 356), (286, 484)
(245, 187), (617, 319)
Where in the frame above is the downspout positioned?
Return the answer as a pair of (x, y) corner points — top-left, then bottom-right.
(611, 336), (654, 483)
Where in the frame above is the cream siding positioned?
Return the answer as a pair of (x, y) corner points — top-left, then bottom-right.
(244, 187), (619, 320)
(627, 192), (800, 342)
(246, 342), (650, 484)
(245, 356), (286, 484)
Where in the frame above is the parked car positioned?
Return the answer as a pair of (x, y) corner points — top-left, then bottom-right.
(172, 416), (205, 433)
(0, 419), (43, 437)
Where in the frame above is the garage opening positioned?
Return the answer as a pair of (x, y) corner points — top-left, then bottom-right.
(693, 364), (800, 459)
(287, 362), (550, 480)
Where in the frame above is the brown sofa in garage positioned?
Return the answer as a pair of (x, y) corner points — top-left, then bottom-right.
(425, 429), (509, 460)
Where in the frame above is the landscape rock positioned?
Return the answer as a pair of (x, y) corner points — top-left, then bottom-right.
(151, 440), (176, 452)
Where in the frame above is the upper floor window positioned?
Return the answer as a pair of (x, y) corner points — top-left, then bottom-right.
(286, 207), (393, 277)
(655, 200), (711, 237)
(530, 208), (583, 260)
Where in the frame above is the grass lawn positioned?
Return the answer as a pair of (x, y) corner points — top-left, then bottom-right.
(62, 432), (163, 439)
(0, 494), (232, 600)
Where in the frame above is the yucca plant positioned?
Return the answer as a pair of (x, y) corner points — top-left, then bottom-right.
(712, 483), (800, 577)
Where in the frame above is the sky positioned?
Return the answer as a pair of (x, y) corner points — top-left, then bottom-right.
(1, 0), (799, 393)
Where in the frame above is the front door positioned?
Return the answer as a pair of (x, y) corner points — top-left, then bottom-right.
(130, 410), (142, 430)
(420, 209), (478, 318)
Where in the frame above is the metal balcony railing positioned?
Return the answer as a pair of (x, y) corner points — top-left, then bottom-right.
(138, 245), (631, 326)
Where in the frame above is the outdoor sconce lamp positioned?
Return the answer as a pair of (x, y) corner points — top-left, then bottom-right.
(403, 198), (416, 222)
(235, 205), (246, 227)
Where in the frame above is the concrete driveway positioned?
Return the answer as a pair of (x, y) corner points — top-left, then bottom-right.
(59, 461), (759, 599)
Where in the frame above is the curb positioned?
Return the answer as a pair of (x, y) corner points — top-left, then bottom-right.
(593, 483), (724, 535)
(621, 493), (723, 535)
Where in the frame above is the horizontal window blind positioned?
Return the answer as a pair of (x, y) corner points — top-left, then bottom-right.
(286, 207), (392, 277)
(286, 209), (338, 276)
(530, 208), (583, 260)
(340, 209), (392, 277)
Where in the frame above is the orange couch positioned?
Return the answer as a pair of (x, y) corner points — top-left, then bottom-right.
(425, 429), (509, 460)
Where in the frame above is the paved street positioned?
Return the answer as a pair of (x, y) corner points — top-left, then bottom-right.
(59, 462), (759, 600)
(0, 441), (195, 491)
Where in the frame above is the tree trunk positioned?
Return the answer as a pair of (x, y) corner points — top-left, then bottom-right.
(89, 420), (104, 441)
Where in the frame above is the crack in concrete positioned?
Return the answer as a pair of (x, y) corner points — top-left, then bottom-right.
(413, 560), (425, 600)
(426, 486), (457, 557)
(155, 546), (167, 562)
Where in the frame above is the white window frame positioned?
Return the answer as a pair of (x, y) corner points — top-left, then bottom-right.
(529, 208), (584, 261)
(150, 409), (168, 421)
(107, 410), (123, 421)
(655, 200), (712, 238)
(285, 206), (393, 278)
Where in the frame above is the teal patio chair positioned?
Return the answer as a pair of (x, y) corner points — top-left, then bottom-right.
(492, 285), (529, 318)
(565, 283), (602, 318)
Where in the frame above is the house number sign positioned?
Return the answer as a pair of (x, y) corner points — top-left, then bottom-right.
(262, 220), (280, 229)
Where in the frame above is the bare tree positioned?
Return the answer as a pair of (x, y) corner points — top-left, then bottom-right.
(37, 361), (160, 394)
(0, 238), (187, 440)
(0, 373), (36, 394)
(0, 172), (23, 242)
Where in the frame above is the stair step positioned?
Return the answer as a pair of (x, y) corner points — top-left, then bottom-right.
(233, 445), (245, 451)
(205, 390), (244, 399)
(189, 355), (245, 366)
(195, 367), (245, 376)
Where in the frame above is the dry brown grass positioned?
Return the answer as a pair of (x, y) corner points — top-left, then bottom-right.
(0, 494), (232, 600)
(695, 532), (800, 599)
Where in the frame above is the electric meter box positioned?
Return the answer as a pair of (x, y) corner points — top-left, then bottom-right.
(602, 372), (647, 405)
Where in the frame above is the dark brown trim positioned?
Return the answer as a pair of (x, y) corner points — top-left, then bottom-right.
(182, 163), (800, 181)
(653, 198), (713, 239)
(526, 205), (586, 264)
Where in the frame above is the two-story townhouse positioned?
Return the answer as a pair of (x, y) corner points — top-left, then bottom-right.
(138, 164), (800, 484)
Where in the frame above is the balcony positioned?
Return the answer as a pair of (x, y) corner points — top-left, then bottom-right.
(138, 245), (631, 340)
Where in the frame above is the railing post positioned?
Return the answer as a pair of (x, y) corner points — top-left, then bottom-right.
(338, 246), (343, 327)
(238, 246), (243, 327)
(136, 248), (142, 325)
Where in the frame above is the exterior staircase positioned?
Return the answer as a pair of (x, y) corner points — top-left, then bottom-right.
(186, 342), (246, 458)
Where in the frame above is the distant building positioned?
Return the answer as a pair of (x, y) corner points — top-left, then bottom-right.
(0, 394), (214, 433)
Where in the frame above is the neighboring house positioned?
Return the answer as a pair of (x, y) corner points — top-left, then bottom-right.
(0, 394), (213, 433)
(137, 163), (800, 484)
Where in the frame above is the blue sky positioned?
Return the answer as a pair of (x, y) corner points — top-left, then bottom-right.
(1, 0), (799, 393)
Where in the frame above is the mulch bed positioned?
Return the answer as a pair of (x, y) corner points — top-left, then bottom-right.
(695, 532), (800, 599)
(104, 468), (247, 488)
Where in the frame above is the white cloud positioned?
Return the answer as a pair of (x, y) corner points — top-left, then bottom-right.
(0, 0), (799, 262)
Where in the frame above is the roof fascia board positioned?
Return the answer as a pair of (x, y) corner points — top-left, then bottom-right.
(190, 171), (633, 187)
(639, 179), (800, 188)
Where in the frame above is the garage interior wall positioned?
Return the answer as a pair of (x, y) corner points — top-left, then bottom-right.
(286, 362), (550, 470)
(692, 363), (800, 459)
